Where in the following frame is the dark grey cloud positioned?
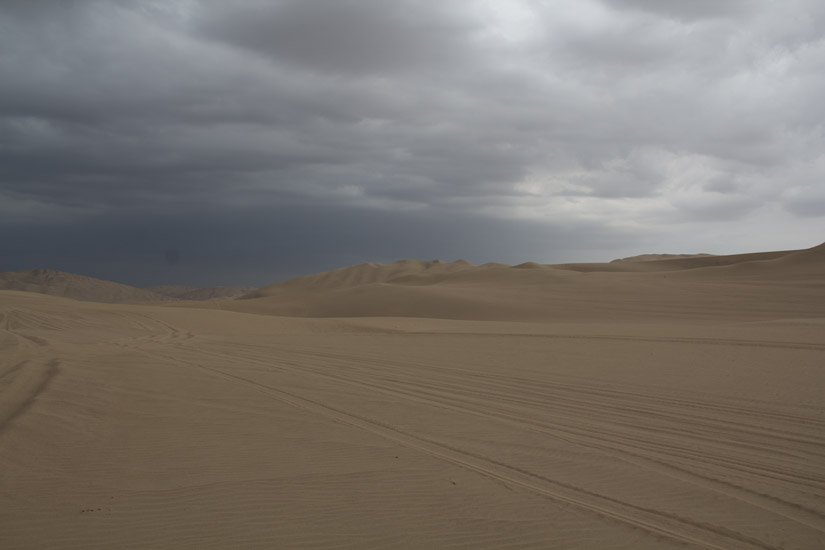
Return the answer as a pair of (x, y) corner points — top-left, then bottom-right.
(0, 202), (630, 287)
(1, 0), (823, 285)
(196, 0), (479, 75)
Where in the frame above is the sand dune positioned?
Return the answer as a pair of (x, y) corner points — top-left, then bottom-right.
(1, 243), (824, 549)
(0, 271), (258, 304)
(203, 242), (825, 323)
(612, 253), (715, 262)
(0, 269), (172, 304)
(243, 259), (476, 298)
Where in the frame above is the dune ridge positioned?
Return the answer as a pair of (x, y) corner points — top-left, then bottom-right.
(611, 253), (715, 263)
(0, 269), (172, 304)
(243, 259), (476, 298)
(0, 270), (259, 304)
(202, 242), (825, 323)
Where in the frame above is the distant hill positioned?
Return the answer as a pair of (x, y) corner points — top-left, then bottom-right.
(0, 269), (172, 304)
(242, 259), (476, 298)
(612, 253), (715, 263)
(202, 242), (825, 323)
(6, 242), (823, 318)
(0, 271), (258, 304)
(147, 285), (257, 301)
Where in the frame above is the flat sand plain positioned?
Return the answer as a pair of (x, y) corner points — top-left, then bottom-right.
(1, 244), (824, 549)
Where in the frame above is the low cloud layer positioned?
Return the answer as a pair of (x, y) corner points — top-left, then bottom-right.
(1, 0), (823, 285)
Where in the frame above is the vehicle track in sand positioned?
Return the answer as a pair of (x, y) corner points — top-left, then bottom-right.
(4, 300), (823, 549)
(117, 314), (825, 549)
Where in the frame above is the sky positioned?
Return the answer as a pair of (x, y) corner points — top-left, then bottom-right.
(1, 0), (823, 287)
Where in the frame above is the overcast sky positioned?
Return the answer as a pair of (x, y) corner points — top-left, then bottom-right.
(1, 0), (823, 286)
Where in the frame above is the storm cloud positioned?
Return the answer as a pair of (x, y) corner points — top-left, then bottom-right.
(1, 0), (823, 286)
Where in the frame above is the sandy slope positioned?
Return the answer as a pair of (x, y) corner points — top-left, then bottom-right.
(0, 270), (172, 304)
(611, 253), (715, 262)
(203, 242), (825, 322)
(1, 244), (824, 549)
(242, 259), (477, 298)
(0, 272), (256, 304)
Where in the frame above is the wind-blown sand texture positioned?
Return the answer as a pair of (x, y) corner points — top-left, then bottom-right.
(1, 243), (824, 549)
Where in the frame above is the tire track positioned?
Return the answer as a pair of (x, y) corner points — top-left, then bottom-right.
(134, 335), (785, 549)
(0, 358), (59, 433)
(165, 340), (825, 532)
(193, 341), (825, 467)
(167, 353), (783, 550)
(116, 312), (824, 548)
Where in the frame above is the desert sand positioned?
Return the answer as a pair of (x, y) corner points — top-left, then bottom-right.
(1, 243), (824, 549)
(0, 269), (174, 303)
(0, 270), (256, 304)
